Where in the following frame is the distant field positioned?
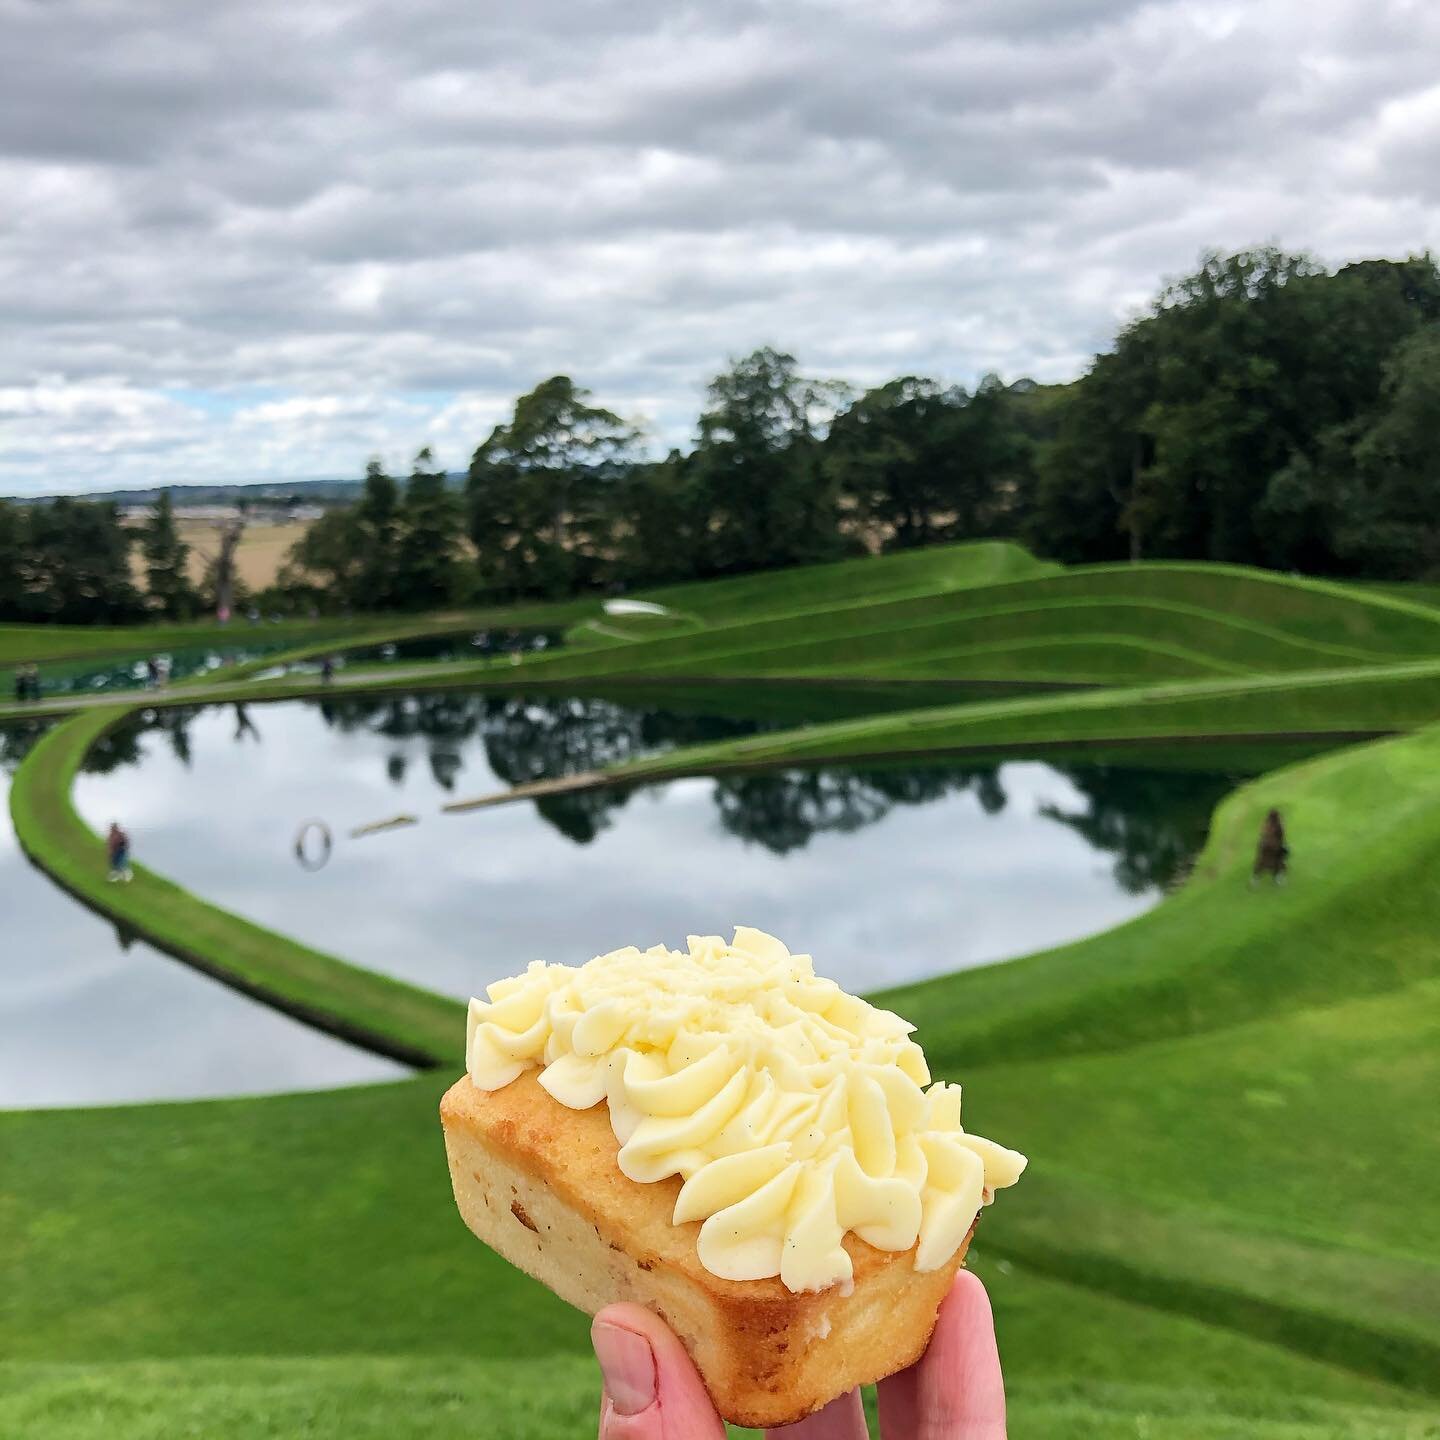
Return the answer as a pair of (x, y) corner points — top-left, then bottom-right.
(124, 517), (312, 594)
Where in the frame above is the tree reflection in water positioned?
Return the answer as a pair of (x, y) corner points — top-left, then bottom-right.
(86, 692), (1240, 895)
(0, 718), (51, 774)
(712, 766), (1005, 855)
(1040, 765), (1239, 894)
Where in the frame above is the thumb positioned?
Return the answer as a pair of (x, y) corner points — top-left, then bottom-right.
(593, 1303), (727, 1440)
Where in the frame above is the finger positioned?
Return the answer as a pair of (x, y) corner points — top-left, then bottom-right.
(877, 1271), (1007, 1439)
(766, 1387), (867, 1440)
(592, 1303), (727, 1440)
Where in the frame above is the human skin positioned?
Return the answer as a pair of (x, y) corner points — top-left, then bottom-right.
(590, 1271), (1007, 1440)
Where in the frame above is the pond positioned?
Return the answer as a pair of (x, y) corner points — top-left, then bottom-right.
(72, 692), (1240, 1004)
(1, 722), (406, 1109)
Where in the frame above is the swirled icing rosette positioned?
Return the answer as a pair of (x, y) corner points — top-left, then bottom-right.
(465, 927), (1026, 1294)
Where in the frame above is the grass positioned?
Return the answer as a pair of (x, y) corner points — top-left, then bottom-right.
(537, 557), (1440, 688)
(7, 719), (1440, 1433)
(2, 1076), (1434, 1437)
(8, 540), (1440, 1436)
(0, 616), (351, 669)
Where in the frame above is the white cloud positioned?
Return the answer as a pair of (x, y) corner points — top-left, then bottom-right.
(1, 0), (1437, 493)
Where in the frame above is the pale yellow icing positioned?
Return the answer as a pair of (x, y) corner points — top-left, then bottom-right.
(465, 927), (1026, 1294)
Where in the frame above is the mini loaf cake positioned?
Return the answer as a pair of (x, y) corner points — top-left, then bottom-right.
(439, 927), (1025, 1428)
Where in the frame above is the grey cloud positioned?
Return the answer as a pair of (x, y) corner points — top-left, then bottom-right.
(1, 0), (1437, 491)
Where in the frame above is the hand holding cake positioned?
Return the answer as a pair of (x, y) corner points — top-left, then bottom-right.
(590, 1267), (1006, 1438)
(440, 927), (1026, 1428)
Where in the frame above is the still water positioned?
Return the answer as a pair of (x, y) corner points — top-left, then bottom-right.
(0, 722), (406, 1108)
(73, 693), (1235, 1004)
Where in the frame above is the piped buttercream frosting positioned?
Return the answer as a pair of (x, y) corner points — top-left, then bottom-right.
(465, 927), (1026, 1294)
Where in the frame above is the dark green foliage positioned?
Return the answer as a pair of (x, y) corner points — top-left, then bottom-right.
(0, 497), (143, 624)
(1033, 249), (1440, 572)
(277, 505), (367, 609)
(686, 348), (849, 576)
(0, 501), (26, 617)
(1270, 325), (1440, 579)
(394, 449), (460, 609)
(354, 460), (401, 608)
(825, 374), (1039, 550)
(613, 453), (709, 586)
(149, 247), (1440, 623)
(467, 376), (638, 599)
(140, 491), (200, 620)
(278, 460), (413, 612)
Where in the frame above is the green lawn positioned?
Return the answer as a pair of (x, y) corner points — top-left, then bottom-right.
(543, 557), (1440, 688)
(6, 541), (1440, 1437)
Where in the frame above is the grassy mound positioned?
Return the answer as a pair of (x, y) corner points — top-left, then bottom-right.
(520, 557), (1440, 689)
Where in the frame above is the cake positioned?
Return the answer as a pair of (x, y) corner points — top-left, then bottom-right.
(439, 927), (1025, 1428)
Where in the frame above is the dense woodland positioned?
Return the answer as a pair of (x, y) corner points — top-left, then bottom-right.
(3, 247), (1437, 625)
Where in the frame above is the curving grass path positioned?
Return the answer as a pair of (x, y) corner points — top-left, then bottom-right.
(8, 708), (462, 1067)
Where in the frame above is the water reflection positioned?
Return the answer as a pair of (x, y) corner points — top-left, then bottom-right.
(8, 641), (289, 699)
(74, 694), (1240, 999)
(344, 628), (564, 665)
(711, 767), (1005, 857)
(0, 717), (50, 770)
(250, 627), (564, 684)
(1, 724), (406, 1109)
(1040, 767), (1237, 895)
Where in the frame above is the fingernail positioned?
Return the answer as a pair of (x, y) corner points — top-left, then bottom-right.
(593, 1322), (657, 1416)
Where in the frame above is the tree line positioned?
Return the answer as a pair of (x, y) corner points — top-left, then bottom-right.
(4, 245), (1437, 627)
(285, 246), (1440, 610)
(0, 490), (199, 624)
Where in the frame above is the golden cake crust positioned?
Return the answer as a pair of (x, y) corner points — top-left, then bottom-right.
(440, 1072), (975, 1427)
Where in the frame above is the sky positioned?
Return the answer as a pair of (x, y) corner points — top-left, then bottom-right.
(2, 0), (1437, 496)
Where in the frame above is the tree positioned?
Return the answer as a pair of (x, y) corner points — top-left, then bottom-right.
(1339, 326), (1440, 576)
(140, 490), (200, 619)
(277, 505), (367, 606)
(1031, 249), (1440, 568)
(0, 501), (26, 619)
(614, 453), (707, 586)
(689, 348), (849, 575)
(189, 513), (248, 619)
(827, 375), (1039, 551)
(1, 497), (145, 624)
(394, 447), (460, 608)
(824, 378), (961, 550)
(467, 376), (639, 599)
(354, 459), (400, 608)
(20, 498), (143, 624)
(1031, 338), (1159, 563)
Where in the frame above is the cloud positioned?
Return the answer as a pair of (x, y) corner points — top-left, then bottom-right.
(1, 0), (1437, 493)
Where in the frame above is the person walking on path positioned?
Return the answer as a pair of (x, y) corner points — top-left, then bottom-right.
(320, 654), (335, 685)
(106, 822), (134, 883)
(1252, 807), (1289, 886)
